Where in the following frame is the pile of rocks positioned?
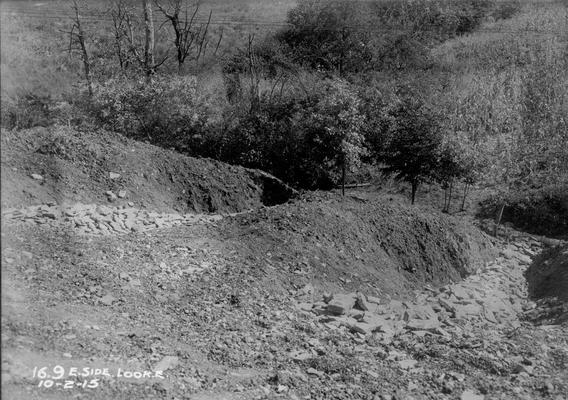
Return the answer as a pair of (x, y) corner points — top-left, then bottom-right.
(1, 203), (228, 236)
(298, 237), (542, 342)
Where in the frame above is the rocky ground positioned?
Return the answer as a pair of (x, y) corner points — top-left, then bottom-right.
(2, 125), (567, 400)
(2, 197), (567, 400)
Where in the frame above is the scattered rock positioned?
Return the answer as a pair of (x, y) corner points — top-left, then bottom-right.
(106, 191), (118, 201)
(460, 390), (484, 400)
(99, 294), (116, 306)
(109, 172), (121, 180)
(397, 359), (418, 370)
(118, 190), (127, 198)
(326, 293), (356, 315)
(355, 292), (370, 311)
(306, 368), (324, 377)
(153, 356), (179, 372)
(30, 174), (43, 181)
(405, 318), (441, 332)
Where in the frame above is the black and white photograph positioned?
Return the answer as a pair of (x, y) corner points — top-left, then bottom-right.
(1, 0), (567, 398)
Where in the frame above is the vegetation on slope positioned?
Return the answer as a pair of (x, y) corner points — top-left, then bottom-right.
(1, 0), (567, 230)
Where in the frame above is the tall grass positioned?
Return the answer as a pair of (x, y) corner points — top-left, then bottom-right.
(428, 0), (568, 188)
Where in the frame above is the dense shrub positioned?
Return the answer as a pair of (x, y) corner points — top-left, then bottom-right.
(88, 75), (210, 150)
(273, 0), (515, 74)
(218, 99), (334, 189)
(215, 79), (366, 190)
(1, 94), (54, 129)
(479, 185), (568, 238)
(275, 0), (377, 75)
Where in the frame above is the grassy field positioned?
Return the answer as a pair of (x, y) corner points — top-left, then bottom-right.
(0, 0), (297, 100)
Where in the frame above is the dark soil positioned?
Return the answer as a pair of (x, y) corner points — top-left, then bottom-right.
(220, 191), (497, 299)
(0, 126), (296, 213)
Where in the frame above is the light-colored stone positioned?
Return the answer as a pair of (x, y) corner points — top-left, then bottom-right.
(99, 294), (116, 306)
(105, 191), (118, 201)
(109, 172), (121, 179)
(460, 390), (484, 400)
(118, 190), (127, 198)
(355, 292), (370, 311)
(326, 294), (356, 315)
(306, 368), (324, 377)
(153, 356), (179, 372)
(397, 359), (418, 370)
(403, 304), (437, 320)
(31, 174), (43, 180)
(405, 318), (441, 332)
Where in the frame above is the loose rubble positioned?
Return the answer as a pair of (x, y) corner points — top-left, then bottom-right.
(2, 200), (567, 400)
(301, 237), (541, 341)
(1, 203), (240, 236)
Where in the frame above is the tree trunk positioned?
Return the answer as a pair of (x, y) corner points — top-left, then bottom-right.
(411, 181), (418, 205)
(443, 184), (449, 212)
(493, 203), (505, 237)
(72, 0), (92, 96)
(143, 0), (155, 78)
(341, 163), (346, 196)
(447, 179), (453, 213)
(460, 182), (470, 211)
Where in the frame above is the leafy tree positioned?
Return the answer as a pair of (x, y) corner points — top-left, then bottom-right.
(436, 142), (464, 212)
(276, 0), (376, 76)
(304, 79), (367, 194)
(379, 92), (443, 204)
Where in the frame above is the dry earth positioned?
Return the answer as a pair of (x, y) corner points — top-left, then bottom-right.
(1, 126), (568, 400)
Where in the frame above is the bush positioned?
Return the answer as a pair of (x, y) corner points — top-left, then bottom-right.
(1, 94), (54, 129)
(218, 97), (336, 189)
(215, 79), (367, 190)
(88, 75), (210, 151)
(273, 0), (509, 75)
(479, 185), (568, 238)
(275, 0), (377, 75)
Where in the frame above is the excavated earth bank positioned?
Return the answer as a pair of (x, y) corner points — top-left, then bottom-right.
(219, 192), (497, 298)
(0, 126), (296, 213)
(2, 127), (567, 400)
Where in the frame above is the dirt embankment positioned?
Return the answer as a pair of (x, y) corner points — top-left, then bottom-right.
(220, 192), (497, 298)
(0, 126), (296, 213)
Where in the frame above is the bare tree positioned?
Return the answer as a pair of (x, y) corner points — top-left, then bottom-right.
(142, 0), (155, 77)
(109, 0), (130, 70)
(111, 0), (168, 77)
(66, 0), (93, 96)
(154, 0), (217, 72)
(246, 34), (261, 113)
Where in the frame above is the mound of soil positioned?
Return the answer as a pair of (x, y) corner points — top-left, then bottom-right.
(0, 126), (296, 213)
(220, 192), (497, 298)
(526, 245), (568, 302)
